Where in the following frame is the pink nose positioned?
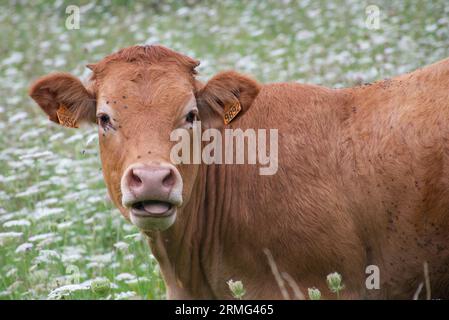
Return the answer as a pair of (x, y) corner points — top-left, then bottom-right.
(123, 165), (178, 203)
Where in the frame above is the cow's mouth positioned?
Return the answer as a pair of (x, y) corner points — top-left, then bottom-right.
(131, 200), (174, 217)
(129, 200), (177, 231)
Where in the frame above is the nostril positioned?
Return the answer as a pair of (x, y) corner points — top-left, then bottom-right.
(162, 170), (176, 188)
(129, 169), (143, 188)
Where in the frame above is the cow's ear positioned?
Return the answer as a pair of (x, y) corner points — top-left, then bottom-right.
(29, 73), (96, 128)
(196, 71), (261, 128)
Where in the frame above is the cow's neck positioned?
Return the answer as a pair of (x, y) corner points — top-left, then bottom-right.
(146, 162), (229, 299)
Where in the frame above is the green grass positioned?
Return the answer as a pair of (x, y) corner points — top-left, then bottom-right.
(0, 0), (448, 299)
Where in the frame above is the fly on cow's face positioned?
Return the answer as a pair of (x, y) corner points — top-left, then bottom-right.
(97, 113), (115, 131)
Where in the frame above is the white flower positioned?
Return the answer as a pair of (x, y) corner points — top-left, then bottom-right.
(61, 246), (85, 263)
(308, 288), (322, 300)
(15, 186), (40, 198)
(34, 250), (61, 264)
(115, 291), (138, 300)
(3, 219), (31, 228)
(89, 252), (113, 264)
(115, 273), (136, 282)
(3, 52), (23, 65)
(124, 233), (143, 241)
(326, 272), (344, 294)
(113, 241), (129, 251)
(86, 133), (98, 146)
(48, 282), (90, 300)
(33, 207), (65, 220)
(15, 242), (33, 253)
(18, 150), (53, 160)
(6, 268), (18, 278)
(0, 232), (23, 245)
(28, 233), (55, 242)
(57, 221), (73, 230)
(227, 279), (246, 299)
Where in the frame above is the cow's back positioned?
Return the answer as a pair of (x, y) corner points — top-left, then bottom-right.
(343, 58), (449, 298)
(225, 59), (449, 298)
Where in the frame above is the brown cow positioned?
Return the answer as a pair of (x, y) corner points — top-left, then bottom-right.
(29, 45), (449, 299)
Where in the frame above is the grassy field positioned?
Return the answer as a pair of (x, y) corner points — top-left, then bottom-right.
(0, 0), (448, 299)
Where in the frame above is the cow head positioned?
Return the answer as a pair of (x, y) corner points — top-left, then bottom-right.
(29, 45), (260, 232)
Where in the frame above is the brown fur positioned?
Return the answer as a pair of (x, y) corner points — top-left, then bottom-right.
(29, 45), (449, 299)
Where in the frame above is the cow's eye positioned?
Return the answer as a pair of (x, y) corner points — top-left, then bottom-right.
(186, 110), (198, 124)
(97, 113), (111, 127)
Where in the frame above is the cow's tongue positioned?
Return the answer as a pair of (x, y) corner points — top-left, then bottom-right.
(142, 201), (171, 214)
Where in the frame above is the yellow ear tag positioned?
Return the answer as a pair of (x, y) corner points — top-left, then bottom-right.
(223, 100), (241, 125)
(56, 105), (78, 128)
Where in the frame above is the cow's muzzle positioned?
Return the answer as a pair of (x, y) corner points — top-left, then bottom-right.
(121, 163), (183, 231)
